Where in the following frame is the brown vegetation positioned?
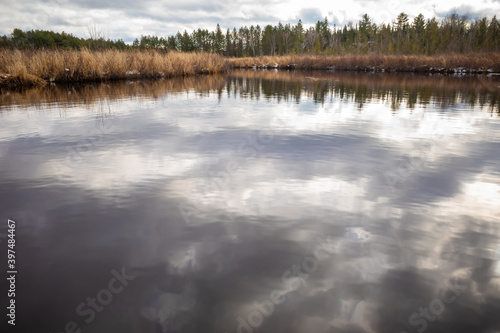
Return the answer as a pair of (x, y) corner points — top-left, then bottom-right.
(229, 69), (500, 93)
(0, 49), (227, 89)
(2, 49), (500, 90)
(228, 53), (500, 73)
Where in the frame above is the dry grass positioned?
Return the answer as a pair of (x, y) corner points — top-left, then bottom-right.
(0, 49), (228, 89)
(228, 53), (500, 73)
(2, 50), (500, 89)
(230, 68), (500, 91)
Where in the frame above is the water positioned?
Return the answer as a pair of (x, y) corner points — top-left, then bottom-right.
(1, 71), (500, 333)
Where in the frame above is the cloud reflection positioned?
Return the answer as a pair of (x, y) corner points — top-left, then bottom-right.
(1, 71), (500, 332)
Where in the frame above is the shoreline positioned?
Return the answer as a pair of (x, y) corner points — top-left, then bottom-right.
(2, 51), (500, 90)
(228, 53), (500, 75)
(0, 49), (227, 90)
(231, 64), (500, 75)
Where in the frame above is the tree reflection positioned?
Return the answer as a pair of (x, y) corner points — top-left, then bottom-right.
(228, 70), (500, 115)
(1, 70), (499, 115)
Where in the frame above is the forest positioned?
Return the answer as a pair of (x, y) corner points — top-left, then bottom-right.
(1, 13), (499, 55)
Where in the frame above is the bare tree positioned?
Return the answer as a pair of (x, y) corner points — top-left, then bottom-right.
(86, 21), (108, 49)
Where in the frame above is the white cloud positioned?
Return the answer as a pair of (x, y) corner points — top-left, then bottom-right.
(1, 0), (499, 42)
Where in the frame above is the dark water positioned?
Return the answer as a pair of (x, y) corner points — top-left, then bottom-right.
(1, 71), (500, 333)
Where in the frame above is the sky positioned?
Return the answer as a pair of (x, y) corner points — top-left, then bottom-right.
(0, 0), (499, 43)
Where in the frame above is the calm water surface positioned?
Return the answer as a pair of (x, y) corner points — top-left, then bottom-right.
(1, 71), (500, 333)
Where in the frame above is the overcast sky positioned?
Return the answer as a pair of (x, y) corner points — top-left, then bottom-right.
(0, 0), (499, 43)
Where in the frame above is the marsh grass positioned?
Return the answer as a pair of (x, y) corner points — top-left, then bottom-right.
(0, 49), (227, 88)
(230, 69), (500, 92)
(228, 53), (500, 73)
(2, 49), (500, 89)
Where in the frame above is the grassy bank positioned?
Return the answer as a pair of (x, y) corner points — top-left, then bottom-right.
(2, 50), (500, 89)
(0, 49), (227, 89)
(228, 53), (500, 73)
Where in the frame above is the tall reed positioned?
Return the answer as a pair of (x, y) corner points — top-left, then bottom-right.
(2, 49), (499, 89)
(228, 53), (500, 73)
(0, 49), (228, 88)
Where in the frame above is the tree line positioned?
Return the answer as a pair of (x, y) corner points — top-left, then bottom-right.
(1, 13), (499, 55)
(0, 28), (128, 50)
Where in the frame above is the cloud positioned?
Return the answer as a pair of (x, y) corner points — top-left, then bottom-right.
(435, 4), (499, 20)
(0, 0), (499, 43)
(297, 8), (324, 24)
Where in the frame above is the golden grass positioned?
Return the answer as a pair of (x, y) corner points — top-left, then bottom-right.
(0, 49), (228, 89)
(229, 68), (500, 92)
(228, 53), (500, 73)
(2, 50), (500, 89)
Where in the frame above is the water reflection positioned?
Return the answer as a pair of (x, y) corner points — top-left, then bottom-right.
(2, 71), (499, 114)
(228, 70), (500, 113)
(0, 71), (499, 333)
(0, 75), (226, 112)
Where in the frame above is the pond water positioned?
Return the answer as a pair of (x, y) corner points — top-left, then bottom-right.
(1, 70), (500, 333)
